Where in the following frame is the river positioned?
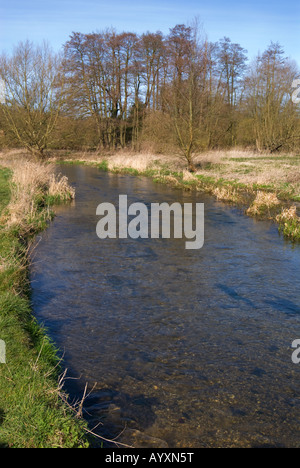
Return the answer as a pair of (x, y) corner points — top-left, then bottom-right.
(30, 165), (300, 448)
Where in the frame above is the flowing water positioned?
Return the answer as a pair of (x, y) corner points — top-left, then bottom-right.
(30, 165), (300, 448)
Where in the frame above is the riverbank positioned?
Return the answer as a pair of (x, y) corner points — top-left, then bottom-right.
(53, 148), (300, 242)
(0, 158), (89, 448)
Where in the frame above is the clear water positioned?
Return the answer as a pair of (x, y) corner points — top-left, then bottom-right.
(30, 165), (300, 447)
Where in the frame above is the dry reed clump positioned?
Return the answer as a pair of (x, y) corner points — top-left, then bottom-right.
(107, 152), (159, 173)
(212, 186), (239, 203)
(276, 205), (299, 223)
(182, 170), (197, 182)
(161, 174), (182, 187)
(48, 173), (76, 200)
(105, 151), (185, 174)
(246, 191), (281, 217)
(276, 205), (300, 240)
(4, 160), (75, 228)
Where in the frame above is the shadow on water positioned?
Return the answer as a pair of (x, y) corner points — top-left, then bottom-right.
(215, 283), (257, 308)
(264, 295), (300, 315)
(65, 377), (160, 448)
(30, 165), (300, 448)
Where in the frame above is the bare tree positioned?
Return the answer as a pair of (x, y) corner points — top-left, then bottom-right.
(0, 41), (64, 159)
(58, 25), (300, 154)
(217, 37), (247, 108)
(244, 42), (300, 152)
(164, 24), (210, 171)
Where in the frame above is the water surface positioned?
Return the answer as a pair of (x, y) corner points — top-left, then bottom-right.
(30, 165), (300, 447)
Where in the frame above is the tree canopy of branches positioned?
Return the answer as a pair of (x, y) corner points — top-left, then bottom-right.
(0, 41), (64, 159)
(244, 42), (300, 152)
(0, 25), (299, 164)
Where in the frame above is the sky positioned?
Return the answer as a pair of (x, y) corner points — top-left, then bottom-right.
(0, 0), (299, 67)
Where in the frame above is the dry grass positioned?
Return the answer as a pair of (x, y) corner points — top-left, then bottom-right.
(108, 152), (160, 172)
(105, 151), (184, 173)
(182, 170), (197, 182)
(106, 149), (299, 203)
(246, 191), (281, 217)
(50, 148), (185, 173)
(0, 153), (75, 229)
(193, 149), (300, 189)
(276, 205), (300, 241)
(48, 172), (75, 200)
(212, 186), (239, 203)
(276, 205), (299, 222)
(54, 148), (300, 193)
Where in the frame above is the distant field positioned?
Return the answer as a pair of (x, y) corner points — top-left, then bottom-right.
(48, 148), (300, 202)
(192, 150), (300, 202)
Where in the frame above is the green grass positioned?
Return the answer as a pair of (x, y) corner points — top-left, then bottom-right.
(228, 155), (300, 162)
(0, 166), (89, 448)
(0, 168), (12, 216)
(278, 218), (300, 241)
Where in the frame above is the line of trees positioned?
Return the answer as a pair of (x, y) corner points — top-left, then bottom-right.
(0, 23), (299, 166)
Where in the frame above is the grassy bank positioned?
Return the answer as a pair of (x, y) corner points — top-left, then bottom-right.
(0, 158), (89, 448)
(53, 149), (300, 242)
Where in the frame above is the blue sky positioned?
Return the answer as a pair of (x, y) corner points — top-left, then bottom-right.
(0, 0), (299, 67)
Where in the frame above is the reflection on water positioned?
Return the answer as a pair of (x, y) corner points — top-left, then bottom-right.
(30, 165), (300, 447)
